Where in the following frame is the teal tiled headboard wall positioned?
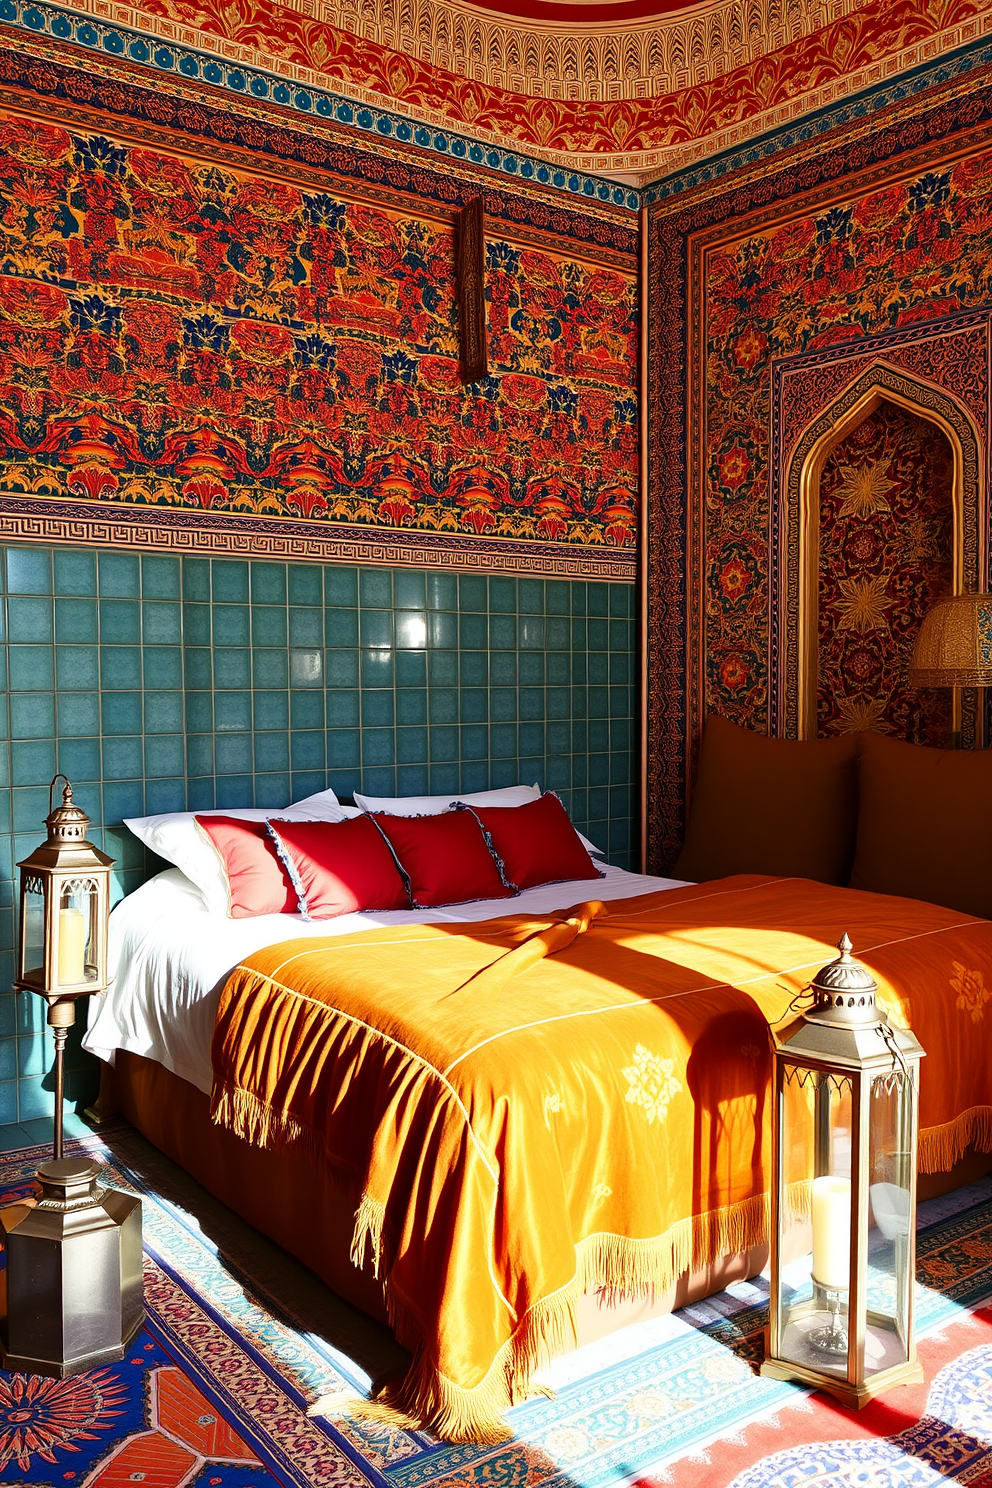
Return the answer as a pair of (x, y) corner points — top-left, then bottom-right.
(0, 544), (636, 1126)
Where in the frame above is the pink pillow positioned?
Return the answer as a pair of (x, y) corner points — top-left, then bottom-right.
(370, 810), (516, 908)
(468, 794), (602, 891)
(266, 816), (410, 919)
(195, 816), (298, 918)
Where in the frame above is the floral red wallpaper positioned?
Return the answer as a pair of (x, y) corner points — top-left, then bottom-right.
(817, 404), (953, 745)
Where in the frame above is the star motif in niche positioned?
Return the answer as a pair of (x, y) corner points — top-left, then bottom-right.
(895, 514), (943, 567)
(834, 460), (895, 520)
(835, 573), (893, 633)
(835, 694), (889, 733)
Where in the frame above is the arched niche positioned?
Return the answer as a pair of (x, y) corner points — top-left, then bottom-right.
(786, 363), (984, 745)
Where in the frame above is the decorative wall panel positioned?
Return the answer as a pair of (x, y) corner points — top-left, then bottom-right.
(0, 45), (638, 579)
(645, 64), (992, 870)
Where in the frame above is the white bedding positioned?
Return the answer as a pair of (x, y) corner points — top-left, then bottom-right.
(84, 863), (687, 1095)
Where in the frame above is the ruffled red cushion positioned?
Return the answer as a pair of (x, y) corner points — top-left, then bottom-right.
(267, 816), (410, 919)
(468, 793), (601, 891)
(195, 815), (298, 918)
(371, 810), (516, 908)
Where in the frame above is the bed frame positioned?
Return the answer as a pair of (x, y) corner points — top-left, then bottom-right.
(98, 1051), (991, 1356)
(103, 1051), (771, 1347)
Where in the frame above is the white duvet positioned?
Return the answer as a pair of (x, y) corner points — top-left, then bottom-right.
(84, 863), (686, 1095)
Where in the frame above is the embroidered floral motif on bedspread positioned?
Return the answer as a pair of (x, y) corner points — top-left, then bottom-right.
(952, 963), (991, 1022)
(621, 1045), (682, 1125)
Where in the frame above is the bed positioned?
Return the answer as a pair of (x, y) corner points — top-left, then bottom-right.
(85, 858), (992, 1441)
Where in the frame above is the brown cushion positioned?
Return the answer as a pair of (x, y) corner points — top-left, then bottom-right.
(673, 714), (860, 885)
(850, 733), (992, 919)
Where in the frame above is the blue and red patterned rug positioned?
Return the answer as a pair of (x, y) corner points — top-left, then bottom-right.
(0, 1136), (991, 1488)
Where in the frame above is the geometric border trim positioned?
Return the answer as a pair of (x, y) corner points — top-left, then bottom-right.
(2, 0), (641, 210)
(0, 499), (637, 580)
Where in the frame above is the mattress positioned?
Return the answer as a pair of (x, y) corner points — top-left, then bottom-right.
(84, 862), (687, 1094)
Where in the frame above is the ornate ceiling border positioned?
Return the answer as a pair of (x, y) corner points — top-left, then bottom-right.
(0, 23), (640, 262)
(642, 13), (992, 199)
(0, 0), (642, 200)
(7, 0), (992, 182)
(9, 0), (992, 176)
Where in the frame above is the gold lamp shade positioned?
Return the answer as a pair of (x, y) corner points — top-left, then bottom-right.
(908, 593), (992, 688)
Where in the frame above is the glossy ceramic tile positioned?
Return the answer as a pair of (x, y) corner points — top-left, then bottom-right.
(0, 546), (637, 1124)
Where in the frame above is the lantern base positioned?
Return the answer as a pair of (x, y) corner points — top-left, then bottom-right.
(0, 1157), (144, 1379)
(0, 1332), (145, 1379)
(807, 1288), (848, 1355)
(760, 1344), (924, 1408)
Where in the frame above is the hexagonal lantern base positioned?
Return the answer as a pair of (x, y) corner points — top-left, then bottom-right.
(1, 1157), (143, 1377)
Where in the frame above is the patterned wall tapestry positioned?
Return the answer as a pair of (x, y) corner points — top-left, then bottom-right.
(645, 59), (992, 869)
(817, 404), (953, 745)
(0, 45), (638, 579)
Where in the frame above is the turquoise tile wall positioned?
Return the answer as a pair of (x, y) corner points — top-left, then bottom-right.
(0, 545), (637, 1124)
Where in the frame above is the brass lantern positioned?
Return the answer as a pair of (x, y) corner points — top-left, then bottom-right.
(17, 777), (113, 1004)
(3, 775), (143, 1378)
(760, 934), (925, 1407)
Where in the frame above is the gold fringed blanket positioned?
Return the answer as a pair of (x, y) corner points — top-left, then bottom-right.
(209, 875), (992, 1440)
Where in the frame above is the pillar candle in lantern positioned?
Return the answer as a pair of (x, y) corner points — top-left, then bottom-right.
(811, 1175), (851, 1290)
(57, 908), (87, 986)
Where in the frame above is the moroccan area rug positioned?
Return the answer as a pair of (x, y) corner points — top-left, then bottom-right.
(0, 1132), (990, 1488)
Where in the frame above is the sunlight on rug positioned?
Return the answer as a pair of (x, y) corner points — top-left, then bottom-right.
(0, 1137), (989, 1488)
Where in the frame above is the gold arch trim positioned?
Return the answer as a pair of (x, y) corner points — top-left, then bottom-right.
(785, 362), (984, 744)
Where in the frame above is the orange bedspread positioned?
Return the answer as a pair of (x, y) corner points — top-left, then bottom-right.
(210, 875), (992, 1440)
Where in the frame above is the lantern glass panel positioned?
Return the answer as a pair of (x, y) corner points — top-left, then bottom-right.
(55, 878), (98, 989)
(20, 876), (47, 987)
(863, 1070), (914, 1377)
(775, 1064), (853, 1378)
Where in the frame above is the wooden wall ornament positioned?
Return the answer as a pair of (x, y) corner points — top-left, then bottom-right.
(457, 196), (488, 384)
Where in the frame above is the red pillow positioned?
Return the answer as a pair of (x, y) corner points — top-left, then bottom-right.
(266, 817), (410, 920)
(370, 810), (516, 908)
(468, 793), (602, 891)
(195, 815), (298, 918)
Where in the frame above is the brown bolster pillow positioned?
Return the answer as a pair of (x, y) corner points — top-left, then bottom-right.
(673, 714), (860, 886)
(850, 732), (992, 919)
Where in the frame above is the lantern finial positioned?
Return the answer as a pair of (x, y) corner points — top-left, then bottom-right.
(45, 774), (92, 848)
(807, 933), (881, 1027)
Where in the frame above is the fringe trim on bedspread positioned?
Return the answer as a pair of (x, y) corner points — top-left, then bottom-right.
(919, 1106), (992, 1172)
(211, 1084), (315, 1155)
(213, 1083), (992, 1442)
(348, 1189), (775, 1443)
(350, 1194), (386, 1279)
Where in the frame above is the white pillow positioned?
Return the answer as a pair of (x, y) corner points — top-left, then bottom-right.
(290, 789), (359, 820)
(353, 783), (540, 816)
(353, 783), (604, 857)
(124, 792), (349, 914)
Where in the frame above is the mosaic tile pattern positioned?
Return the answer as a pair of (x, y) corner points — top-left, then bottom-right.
(0, 544), (636, 1123)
